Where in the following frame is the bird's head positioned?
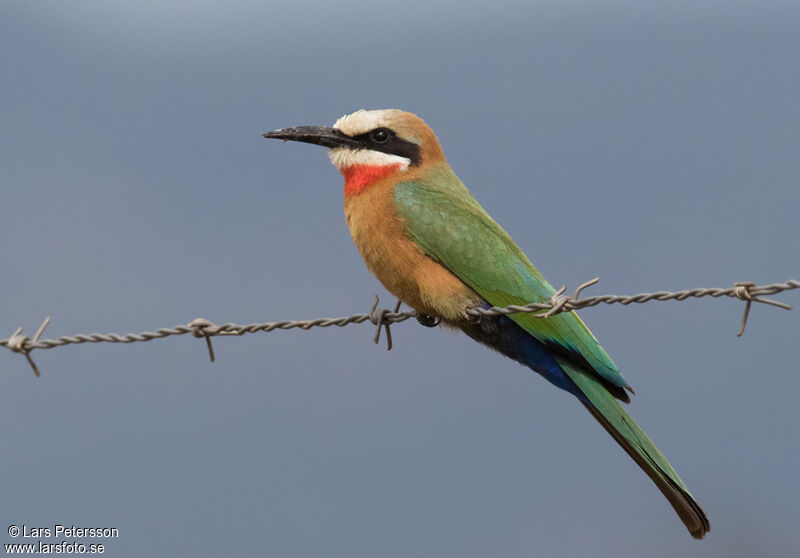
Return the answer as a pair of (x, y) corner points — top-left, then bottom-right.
(263, 109), (445, 195)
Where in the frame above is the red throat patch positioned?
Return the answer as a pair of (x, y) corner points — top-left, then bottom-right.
(341, 163), (403, 196)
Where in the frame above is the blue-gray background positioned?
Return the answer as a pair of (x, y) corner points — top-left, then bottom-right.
(2, 2), (798, 556)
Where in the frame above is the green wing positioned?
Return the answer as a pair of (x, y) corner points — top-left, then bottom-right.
(394, 165), (630, 393)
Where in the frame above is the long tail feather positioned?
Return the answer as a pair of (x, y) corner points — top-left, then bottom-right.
(559, 357), (710, 539)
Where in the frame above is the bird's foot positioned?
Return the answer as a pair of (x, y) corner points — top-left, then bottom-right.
(415, 313), (440, 328)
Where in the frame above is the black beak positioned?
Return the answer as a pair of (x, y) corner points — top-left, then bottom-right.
(262, 126), (361, 150)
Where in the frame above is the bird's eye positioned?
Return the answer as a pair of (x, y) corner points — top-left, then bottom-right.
(370, 128), (390, 144)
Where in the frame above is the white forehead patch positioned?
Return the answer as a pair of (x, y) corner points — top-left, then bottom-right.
(333, 109), (403, 136)
(328, 148), (410, 171)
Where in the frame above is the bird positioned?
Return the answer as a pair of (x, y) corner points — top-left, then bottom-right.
(263, 109), (710, 539)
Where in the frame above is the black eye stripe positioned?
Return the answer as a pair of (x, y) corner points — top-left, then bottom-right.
(350, 128), (422, 166)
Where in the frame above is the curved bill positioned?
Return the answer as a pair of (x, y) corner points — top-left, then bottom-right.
(262, 126), (362, 149)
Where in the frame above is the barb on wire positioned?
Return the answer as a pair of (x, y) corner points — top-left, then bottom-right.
(1, 279), (796, 376)
(6, 316), (52, 377)
(188, 318), (218, 362)
(369, 297), (403, 351)
(541, 277), (601, 318)
(731, 281), (792, 336)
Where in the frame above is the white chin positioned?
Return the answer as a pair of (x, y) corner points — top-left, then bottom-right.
(329, 148), (411, 171)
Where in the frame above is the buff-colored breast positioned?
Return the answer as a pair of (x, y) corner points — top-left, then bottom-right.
(344, 180), (482, 322)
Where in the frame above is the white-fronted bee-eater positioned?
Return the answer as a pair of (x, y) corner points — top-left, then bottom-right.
(264, 109), (709, 539)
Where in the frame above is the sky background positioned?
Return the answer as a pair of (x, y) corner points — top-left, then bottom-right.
(2, 1), (798, 556)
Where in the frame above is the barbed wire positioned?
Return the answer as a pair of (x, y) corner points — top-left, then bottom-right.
(1, 278), (797, 377)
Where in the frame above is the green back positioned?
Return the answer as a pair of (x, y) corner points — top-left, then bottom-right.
(393, 164), (629, 391)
